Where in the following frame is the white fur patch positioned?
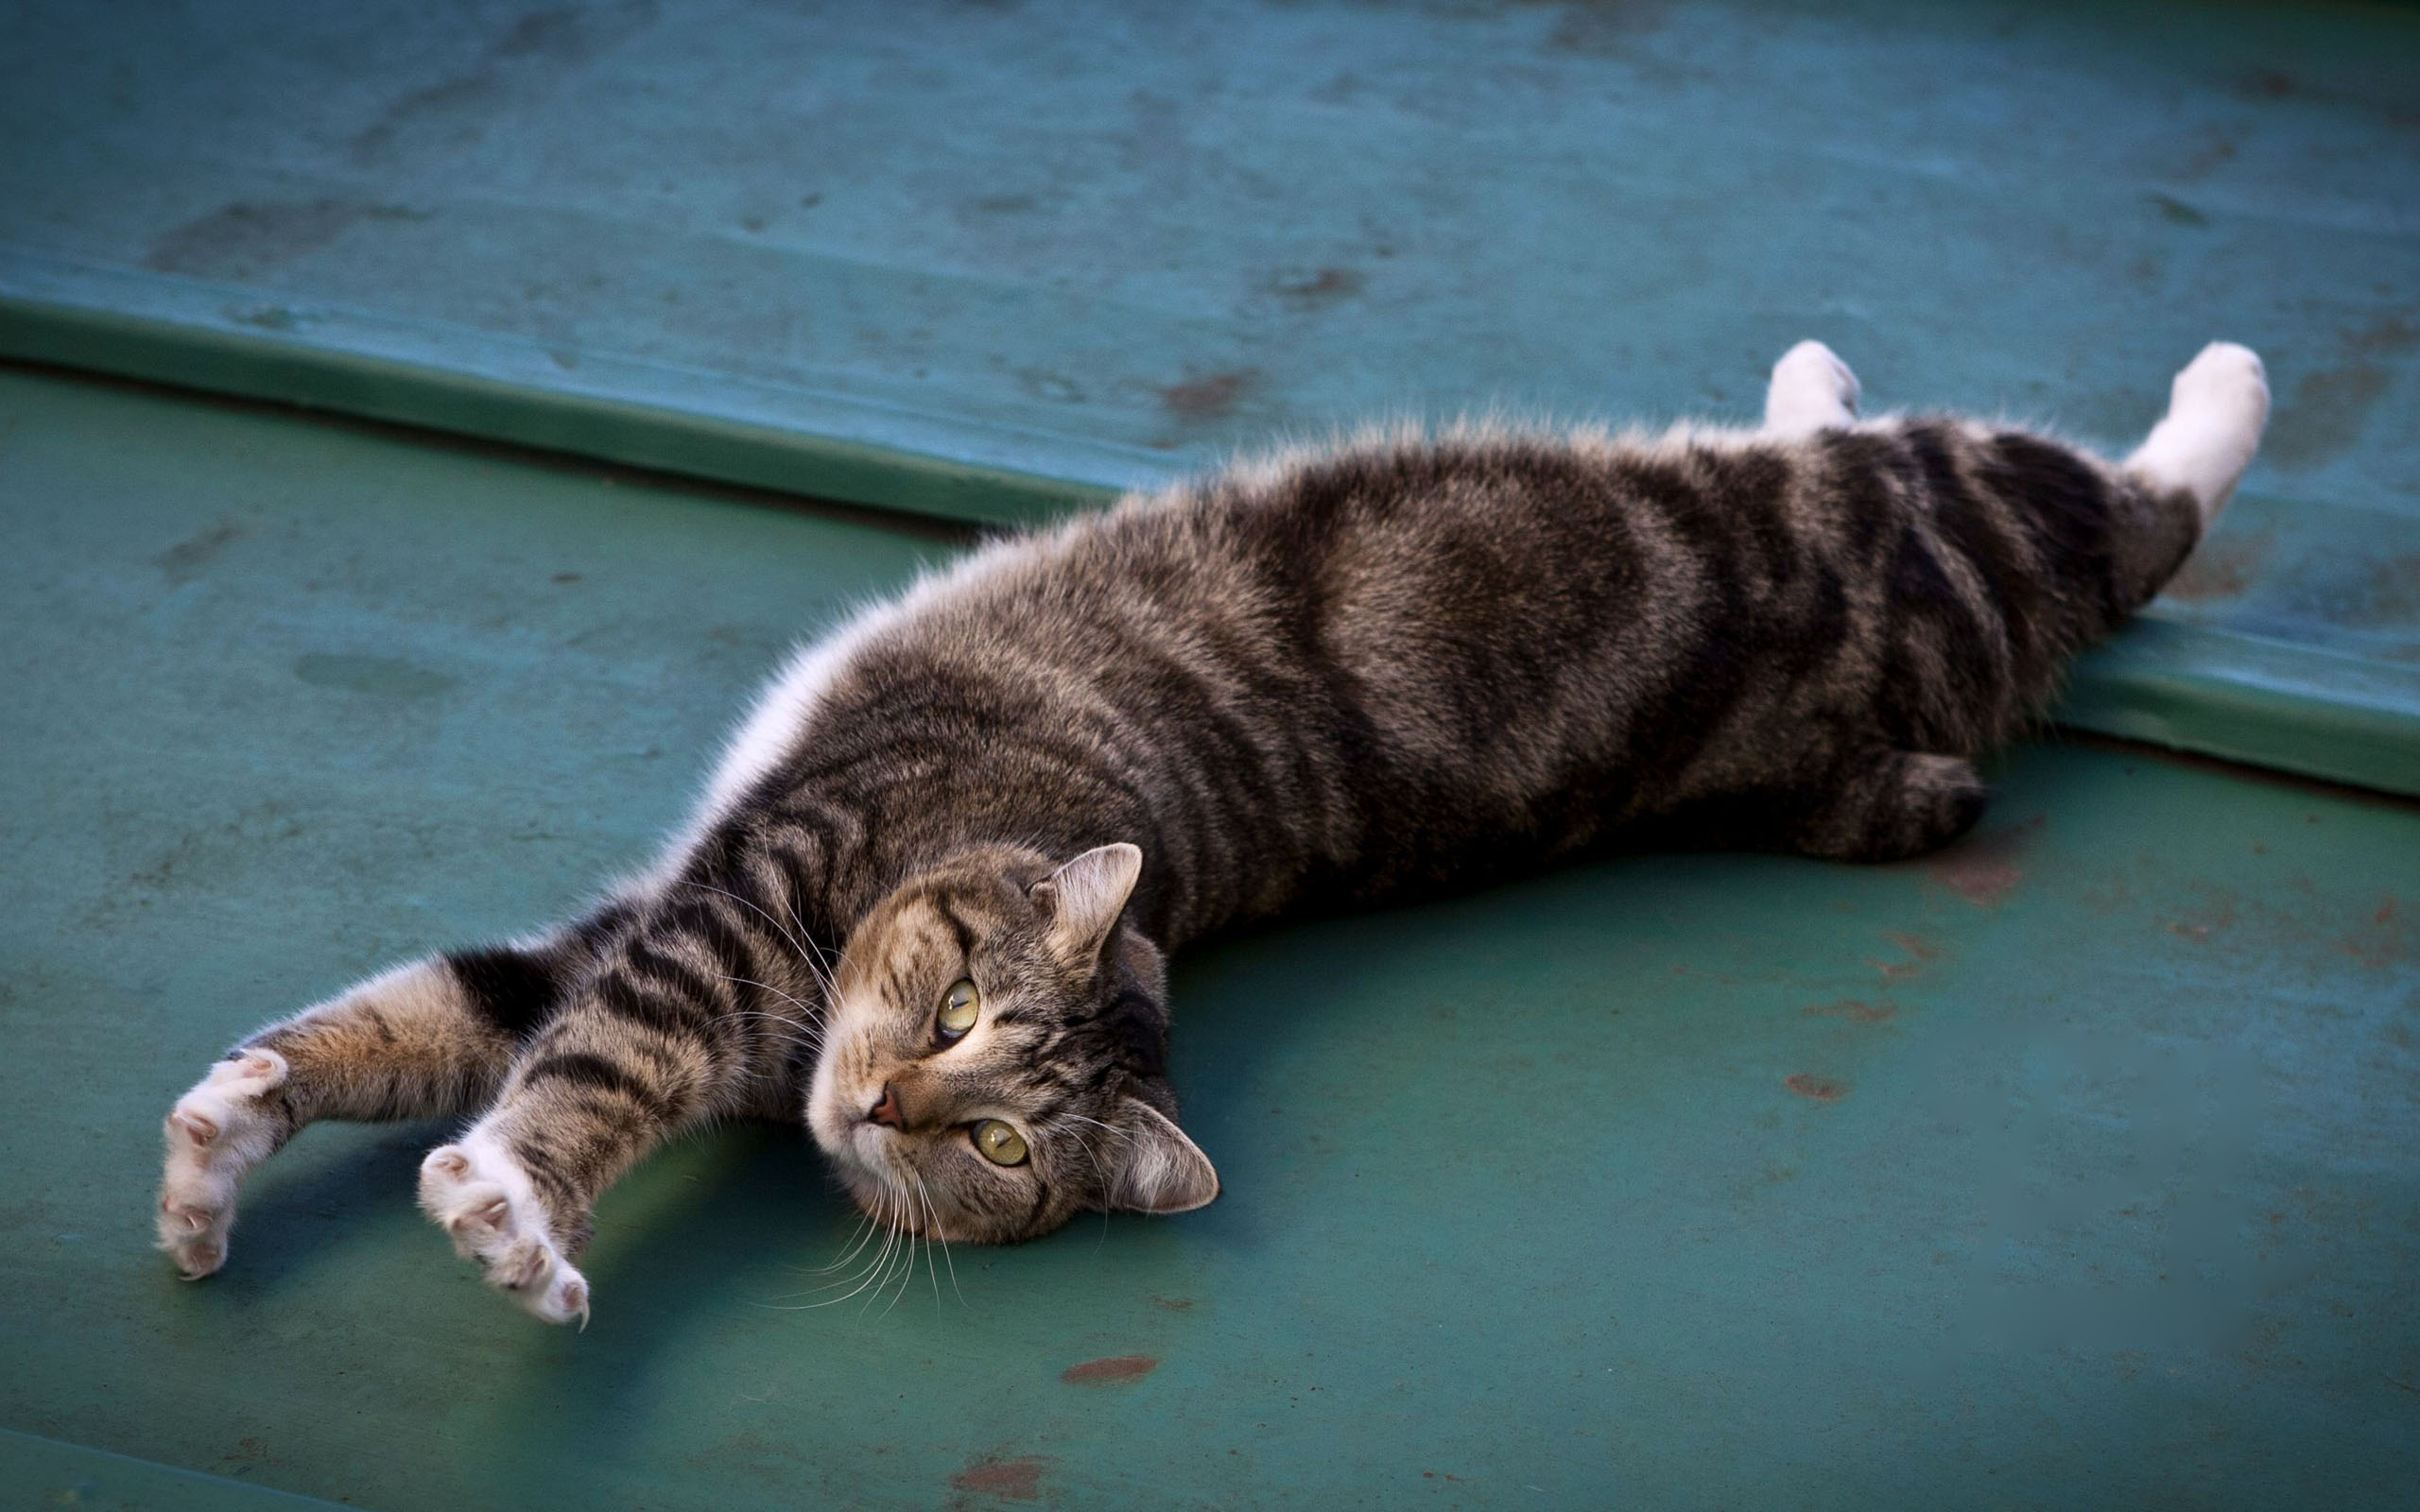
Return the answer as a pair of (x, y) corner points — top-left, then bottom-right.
(2127, 342), (2269, 523)
(417, 1128), (590, 1327)
(667, 534), (1062, 870)
(156, 1048), (289, 1279)
(1764, 339), (1862, 437)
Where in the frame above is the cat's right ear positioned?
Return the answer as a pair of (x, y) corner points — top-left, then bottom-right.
(1101, 1098), (1219, 1215)
(1031, 842), (1142, 966)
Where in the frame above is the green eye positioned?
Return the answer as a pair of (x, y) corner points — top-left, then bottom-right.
(972, 1119), (1028, 1166)
(937, 978), (979, 1038)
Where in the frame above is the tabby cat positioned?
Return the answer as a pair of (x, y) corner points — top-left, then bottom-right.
(157, 340), (2270, 1325)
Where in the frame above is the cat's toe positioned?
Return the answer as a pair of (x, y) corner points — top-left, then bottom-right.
(157, 1194), (229, 1278)
(521, 1256), (592, 1329)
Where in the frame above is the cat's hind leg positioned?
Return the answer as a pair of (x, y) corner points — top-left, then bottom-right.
(157, 938), (582, 1280)
(1789, 748), (1988, 862)
(1764, 340), (1861, 437)
(2126, 342), (2268, 524)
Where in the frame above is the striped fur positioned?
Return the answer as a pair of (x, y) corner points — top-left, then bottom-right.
(157, 342), (2269, 1322)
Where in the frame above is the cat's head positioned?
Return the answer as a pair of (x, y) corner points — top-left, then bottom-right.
(805, 841), (1219, 1243)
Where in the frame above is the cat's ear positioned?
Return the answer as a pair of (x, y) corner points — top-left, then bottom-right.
(1030, 842), (1141, 964)
(1103, 1098), (1219, 1215)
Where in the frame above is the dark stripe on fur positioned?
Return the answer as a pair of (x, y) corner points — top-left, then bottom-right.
(445, 947), (560, 1041)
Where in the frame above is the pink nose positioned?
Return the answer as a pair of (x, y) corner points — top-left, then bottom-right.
(867, 1083), (906, 1129)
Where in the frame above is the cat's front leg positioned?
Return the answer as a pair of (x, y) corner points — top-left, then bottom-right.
(419, 895), (809, 1324)
(157, 948), (558, 1279)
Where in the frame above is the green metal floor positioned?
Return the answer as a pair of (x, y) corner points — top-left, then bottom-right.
(4, 0), (2420, 1505)
(3, 366), (2417, 1507)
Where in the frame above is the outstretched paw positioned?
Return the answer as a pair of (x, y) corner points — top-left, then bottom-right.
(2128, 341), (2268, 523)
(1765, 339), (1861, 437)
(419, 1136), (590, 1327)
(157, 1048), (289, 1280)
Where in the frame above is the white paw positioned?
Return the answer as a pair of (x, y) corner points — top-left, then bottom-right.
(418, 1134), (590, 1327)
(157, 1048), (289, 1280)
(1764, 339), (1861, 437)
(2129, 341), (2268, 522)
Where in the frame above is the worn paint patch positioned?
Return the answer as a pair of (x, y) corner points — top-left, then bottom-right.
(2145, 191), (2209, 228)
(2264, 316), (2420, 470)
(294, 653), (458, 698)
(1927, 816), (2045, 907)
(1785, 1073), (1846, 1101)
(2305, 552), (2420, 627)
(952, 1453), (1050, 1501)
(1806, 998), (1895, 1024)
(2166, 890), (2239, 940)
(1062, 1354), (1159, 1384)
(1874, 931), (1944, 981)
(2342, 895), (2407, 968)
(157, 522), (242, 585)
(2238, 67), (2297, 99)
(1270, 266), (1364, 305)
(1544, 0), (1669, 56)
(233, 304), (302, 331)
(1158, 371), (1253, 419)
(1150, 1295), (1194, 1311)
(145, 201), (366, 278)
(2163, 532), (2269, 602)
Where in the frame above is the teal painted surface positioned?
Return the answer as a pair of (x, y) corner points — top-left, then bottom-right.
(5, 369), (2419, 1507)
(0, 1430), (349, 1511)
(3, 0), (2418, 788)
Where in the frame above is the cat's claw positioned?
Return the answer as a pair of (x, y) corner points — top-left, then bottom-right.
(419, 1136), (592, 1326)
(157, 1048), (289, 1280)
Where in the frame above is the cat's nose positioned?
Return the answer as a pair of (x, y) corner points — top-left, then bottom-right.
(866, 1083), (906, 1129)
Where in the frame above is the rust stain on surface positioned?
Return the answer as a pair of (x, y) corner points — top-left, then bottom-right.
(1806, 998), (1896, 1024)
(952, 1454), (1050, 1501)
(2167, 891), (2238, 941)
(1927, 816), (2045, 907)
(1873, 931), (1943, 981)
(2314, 552), (2420, 627)
(1785, 1073), (1846, 1101)
(2265, 316), (2419, 470)
(1062, 1354), (1159, 1384)
(1158, 370), (1253, 419)
(1150, 1295), (1194, 1311)
(2163, 532), (2270, 601)
(2342, 895), (2406, 968)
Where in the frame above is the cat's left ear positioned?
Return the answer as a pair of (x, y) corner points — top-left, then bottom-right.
(1031, 842), (1142, 965)
(1102, 1098), (1219, 1215)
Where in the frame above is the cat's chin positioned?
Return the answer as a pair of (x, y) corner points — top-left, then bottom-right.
(818, 1128), (936, 1236)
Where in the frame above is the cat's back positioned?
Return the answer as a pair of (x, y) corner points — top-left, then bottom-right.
(940, 425), (1749, 657)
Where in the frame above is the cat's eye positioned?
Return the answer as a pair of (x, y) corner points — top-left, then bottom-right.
(972, 1119), (1028, 1166)
(936, 978), (979, 1040)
